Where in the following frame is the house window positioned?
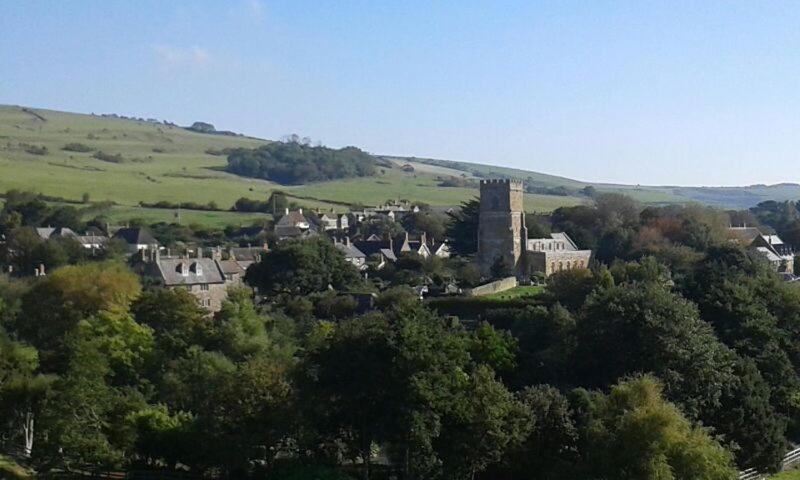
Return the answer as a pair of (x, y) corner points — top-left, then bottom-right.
(566, 261), (571, 270)
(579, 260), (585, 268)
(551, 262), (555, 272)
(558, 262), (563, 271)
(200, 284), (209, 291)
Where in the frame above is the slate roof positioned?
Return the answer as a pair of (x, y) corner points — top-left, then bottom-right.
(217, 259), (246, 276)
(35, 227), (77, 240)
(113, 227), (159, 246)
(335, 242), (366, 259)
(155, 257), (224, 286)
(353, 240), (397, 261)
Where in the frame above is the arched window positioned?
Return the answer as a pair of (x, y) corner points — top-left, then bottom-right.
(177, 262), (188, 277)
(558, 261), (563, 271)
(551, 262), (556, 273)
(579, 260), (585, 268)
(566, 261), (571, 270)
(190, 262), (202, 276)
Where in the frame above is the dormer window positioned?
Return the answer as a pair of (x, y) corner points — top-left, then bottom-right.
(190, 262), (202, 276)
(177, 262), (188, 276)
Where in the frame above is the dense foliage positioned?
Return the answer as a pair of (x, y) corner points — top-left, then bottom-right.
(226, 141), (377, 185)
(4, 189), (800, 479)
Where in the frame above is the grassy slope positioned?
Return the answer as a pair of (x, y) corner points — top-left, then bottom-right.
(0, 105), (584, 228)
(4, 104), (795, 229)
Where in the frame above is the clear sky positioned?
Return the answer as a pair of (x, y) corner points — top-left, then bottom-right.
(2, 1), (799, 186)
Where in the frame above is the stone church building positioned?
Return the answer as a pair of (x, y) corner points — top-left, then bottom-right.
(477, 179), (592, 278)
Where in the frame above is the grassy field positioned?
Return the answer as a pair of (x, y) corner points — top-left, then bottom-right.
(100, 205), (271, 228)
(770, 470), (800, 479)
(4, 104), (792, 230)
(0, 105), (585, 228)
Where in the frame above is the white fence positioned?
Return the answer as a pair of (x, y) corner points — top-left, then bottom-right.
(740, 446), (800, 480)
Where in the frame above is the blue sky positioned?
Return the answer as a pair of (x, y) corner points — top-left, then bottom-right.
(2, 1), (800, 186)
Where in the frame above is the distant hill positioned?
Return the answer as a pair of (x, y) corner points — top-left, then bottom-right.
(0, 104), (798, 229)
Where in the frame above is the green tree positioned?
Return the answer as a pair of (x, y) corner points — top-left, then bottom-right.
(0, 330), (54, 457)
(19, 262), (141, 372)
(580, 376), (737, 480)
(246, 237), (362, 295)
(445, 198), (479, 256)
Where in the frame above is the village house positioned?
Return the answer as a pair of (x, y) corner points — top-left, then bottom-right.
(135, 249), (228, 312)
(112, 227), (159, 253)
(728, 226), (795, 275)
(274, 208), (319, 240)
(134, 246), (257, 312)
(333, 237), (367, 270)
(314, 210), (349, 231)
(227, 243), (270, 271)
(36, 226), (109, 252)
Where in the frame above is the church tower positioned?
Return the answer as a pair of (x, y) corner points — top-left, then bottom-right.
(477, 179), (527, 278)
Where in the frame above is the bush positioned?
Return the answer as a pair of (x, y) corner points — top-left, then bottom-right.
(93, 151), (125, 163)
(63, 142), (95, 152)
(23, 144), (48, 155)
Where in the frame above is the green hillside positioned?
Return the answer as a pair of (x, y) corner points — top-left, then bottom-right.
(0, 105), (585, 226)
(2, 104), (798, 229)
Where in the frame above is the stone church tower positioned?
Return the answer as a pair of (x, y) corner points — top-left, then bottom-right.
(477, 179), (527, 278)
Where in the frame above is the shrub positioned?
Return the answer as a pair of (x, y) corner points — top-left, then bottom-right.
(23, 144), (48, 155)
(92, 151), (125, 163)
(62, 142), (95, 152)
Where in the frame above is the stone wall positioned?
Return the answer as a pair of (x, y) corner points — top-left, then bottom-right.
(464, 276), (518, 297)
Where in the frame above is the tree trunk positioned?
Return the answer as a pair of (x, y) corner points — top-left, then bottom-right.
(22, 410), (34, 457)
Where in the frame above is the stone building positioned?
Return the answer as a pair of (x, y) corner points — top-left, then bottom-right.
(477, 179), (592, 278)
(477, 179), (528, 277)
(527, 232), (592, 276)
(728, 226), (795, 275)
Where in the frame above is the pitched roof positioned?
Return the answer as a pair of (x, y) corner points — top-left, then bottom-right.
(154, 257), (224, 286)
(217, 259), (245, 276)
(275, 211), (311, 227)
(353, 240), (397, 261)
(335, 242), (366, 259)
(113, 227), (159, 245)
(36, 227), (77, 240)
(550, 232), (579, 250)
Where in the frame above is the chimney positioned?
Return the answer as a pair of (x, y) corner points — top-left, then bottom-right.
(197, 247), (203, 259)
(421, 232), (427, 246)
(229, 247), (235, 260)
(285, 208), (289, 215)
(212, 247), (222, 261)
(345, 236), (351, 246)
(39, 264), (45, 276)
(167, 248), (171, 257)
(298, 208), (303, 215)
(155, 247), (161, 262)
